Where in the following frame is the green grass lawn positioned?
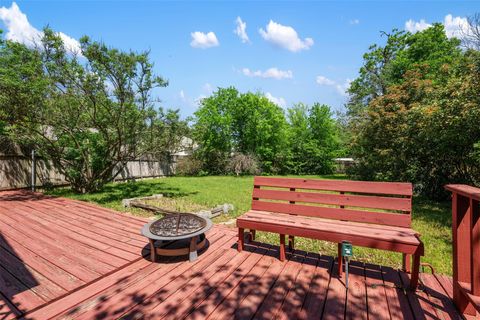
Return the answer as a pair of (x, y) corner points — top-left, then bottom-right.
(48, 175), (453, 275)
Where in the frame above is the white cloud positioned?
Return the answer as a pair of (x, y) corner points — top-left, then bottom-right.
(242, 67), (293, 80)
(265, 92), (286, 107)
(443, 14), (469, 39)
(234, 16), (250, 43)
(316, 75), (351, 96)
(405, 19), (432, 33)
(405, 14), (471, 39)
(259, 20), (313, 52)
(0, 2), (81, 54)
(335, 79), (352, 96)
(179, 90), (186, 101)
(202, 83), (214, 94)
(350, 19), (360, 25)
(190, 31), (219, 49)
(316, 75), (335, 86)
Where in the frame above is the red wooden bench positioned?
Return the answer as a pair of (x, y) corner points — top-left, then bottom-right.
(236, 176), (424, 289)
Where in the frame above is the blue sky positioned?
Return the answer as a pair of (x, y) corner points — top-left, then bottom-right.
(0, 1), (477, 118)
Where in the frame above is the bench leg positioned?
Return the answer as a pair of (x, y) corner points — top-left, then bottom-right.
(189, 236), (199, 262)
(410, 254), (421, 289)
(149, 239), (157, 262)
(279, 234), (286, 261)
(338, 243), (343, 276)
(248, 229), (256, 242)
(238, 228), (244, 252)
(288, 235), (294, 250)
(403, 253), (411, 273)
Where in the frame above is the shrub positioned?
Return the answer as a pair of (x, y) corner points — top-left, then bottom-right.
(227, 153), (260, 176)
(175, 156), (204, 176)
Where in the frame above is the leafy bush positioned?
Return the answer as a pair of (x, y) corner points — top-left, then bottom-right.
(347, 24), (480, 199)
(175, 156), (204, 176)
(227, 153), (260, 176)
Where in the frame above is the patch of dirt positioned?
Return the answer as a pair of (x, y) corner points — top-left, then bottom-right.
(143, 197), (210, 213)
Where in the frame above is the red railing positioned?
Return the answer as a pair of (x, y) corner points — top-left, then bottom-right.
(445, 184), (480, 316)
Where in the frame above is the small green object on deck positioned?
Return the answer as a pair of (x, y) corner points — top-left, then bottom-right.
(342, 241), (353, 290)
(342, 241), (353, 257)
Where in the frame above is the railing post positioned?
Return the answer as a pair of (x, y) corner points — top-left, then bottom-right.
(445, 184), (480, 316)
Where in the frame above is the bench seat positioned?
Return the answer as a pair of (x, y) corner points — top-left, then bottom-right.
(238, 210), (422, 254)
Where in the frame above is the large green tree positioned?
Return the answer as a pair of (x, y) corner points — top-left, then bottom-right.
(0, 28), (185, 193)
(286, 103), (340, 174)
(348, 23), (480, 198)
(193, 87), (289, 174)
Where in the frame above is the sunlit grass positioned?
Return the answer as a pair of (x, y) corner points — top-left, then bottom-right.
(48, 174), (453, 275)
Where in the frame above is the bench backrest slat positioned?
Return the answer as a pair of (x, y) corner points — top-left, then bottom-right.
(251, 176), (412, 228)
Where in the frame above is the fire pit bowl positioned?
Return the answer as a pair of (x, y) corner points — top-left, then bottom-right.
(141, 213), (212, 262)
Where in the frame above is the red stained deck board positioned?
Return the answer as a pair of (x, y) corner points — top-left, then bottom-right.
(24, 199), (147, 242)
(0, 205), (128, 268)
(322, 260), (347, 320)
(297, 255), (334, 320)
(121, 237), (241, 319)
(0, 245), (66, 301)
(207, 246), (288, 320)
(0, 263), (46, 313)
(10, 206), (140, 259)
(420, 273), (461, 320)
(0, 293), (22, 320)
(198, 244), (279, 320)
(0, 230), (84, 292)
(381, 265), (414, 320)
(55, 232), (234, 320)
(183, 243), (272, 320)
(252, 249), (307, 320)
(364, 263), (391, 320)
(0, 212), (116, 276)
(276, 252), (321, 320)
(42, 200), (146, 233)
(138, 240), (258, 319)
(345, 261), (367, 320)
(26, 228), (224, 320)
(0, 218), (101, 282)
(157, 242), (268, 320)
(400, 272), (439, 320)
(6, 199), (144, 250)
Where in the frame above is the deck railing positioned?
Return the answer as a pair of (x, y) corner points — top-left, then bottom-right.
(445, 184), (480, 316)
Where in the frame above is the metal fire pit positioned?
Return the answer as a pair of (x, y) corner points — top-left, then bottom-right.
(141, 213), (212, 262)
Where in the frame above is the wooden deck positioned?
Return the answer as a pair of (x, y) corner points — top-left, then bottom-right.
(0, 191), (477, 319)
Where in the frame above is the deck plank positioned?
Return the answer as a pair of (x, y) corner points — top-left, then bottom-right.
(345, 261), (367, 320)
(55, 232), (234, 320)
(381, 265), (414, 320)
(298, 255), (334, 320)
(322, 260), (347, 320)
(252, 249), (307, 320)
(184, 242), (271, 320)
(0, 204), (128, 268)
(201, 244), (278, 320)
(8, 201), (144, 253)
(143, 239), (257, 319)
(277, 252), (320, 320)
(364, 263), (391, 319)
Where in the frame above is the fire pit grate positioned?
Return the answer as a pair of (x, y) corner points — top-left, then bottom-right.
(149, 213), (207, 237)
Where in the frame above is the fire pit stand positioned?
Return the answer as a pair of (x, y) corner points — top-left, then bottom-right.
(141, 213), (212, 262)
